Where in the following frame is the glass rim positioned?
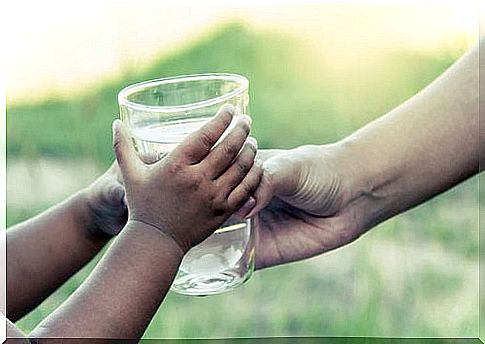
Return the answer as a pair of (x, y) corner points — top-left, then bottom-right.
(118, 73), (249, 113)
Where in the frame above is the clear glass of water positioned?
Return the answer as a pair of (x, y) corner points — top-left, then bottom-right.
(118, 73), (255, 296)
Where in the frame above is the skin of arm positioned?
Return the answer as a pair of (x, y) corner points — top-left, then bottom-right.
(7, 164), (127, 321)
(250, 38), (481, 269)
(8, 105), (261, 341)
(341, 37), (480, 230)
(29, 222), (184, 340)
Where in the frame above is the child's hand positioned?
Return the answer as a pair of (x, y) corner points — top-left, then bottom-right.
(83, 162), (127, 238)
(112, 105), (262, 253)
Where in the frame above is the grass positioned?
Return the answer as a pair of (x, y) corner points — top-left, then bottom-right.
(7, 23), (478, 338)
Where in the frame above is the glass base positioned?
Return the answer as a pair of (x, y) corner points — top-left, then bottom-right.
(170, 217), (255, 296)
(171, 269), (252, 296)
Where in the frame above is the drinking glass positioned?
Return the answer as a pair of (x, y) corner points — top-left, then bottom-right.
(118, 73), (254, 296)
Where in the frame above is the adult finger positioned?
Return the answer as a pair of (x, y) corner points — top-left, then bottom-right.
(256, 149), (286, 162)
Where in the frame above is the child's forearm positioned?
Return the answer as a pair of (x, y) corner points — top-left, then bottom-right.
(7, 191), (109, 321)
(29, 221), (184, 340)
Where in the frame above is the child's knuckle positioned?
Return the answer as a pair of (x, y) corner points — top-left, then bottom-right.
(199, 131), (214, 147)
(167, 161), (184, 175)
(236, 159), (252, 174)
(211, 202), (227, 217)
(241, 182), (253, 195)
(223, 141), (240, 156)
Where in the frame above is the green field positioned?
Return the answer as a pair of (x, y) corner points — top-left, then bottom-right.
(7, 23), (479, 338)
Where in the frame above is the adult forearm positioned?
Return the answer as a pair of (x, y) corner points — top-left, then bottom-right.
(29, 221), (183, 340)
(7, 191), (108, 320)
(342, 40), (479, 231)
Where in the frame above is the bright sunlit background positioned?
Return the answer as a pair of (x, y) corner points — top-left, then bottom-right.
(5, 1), (481, 338)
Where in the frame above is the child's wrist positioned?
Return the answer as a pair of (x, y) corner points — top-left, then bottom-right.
(126, 219), (188, 258)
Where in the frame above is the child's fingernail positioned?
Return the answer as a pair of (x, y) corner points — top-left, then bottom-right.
(245, 204), (259, 219)
(247, 137), (258, 149)
(239, 114), (252, 125)
(220, 104), (235, 115)
(236, 196), (256, 218)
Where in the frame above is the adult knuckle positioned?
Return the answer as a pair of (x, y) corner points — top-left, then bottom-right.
(263, 166), (276, 186)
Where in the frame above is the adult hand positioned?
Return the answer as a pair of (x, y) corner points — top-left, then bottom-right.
(250, 39), (482, 270)
(249, 144), (368, 269)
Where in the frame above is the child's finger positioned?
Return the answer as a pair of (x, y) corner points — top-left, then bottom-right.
(245, 155), (290, 218)
(202, 115), (252, 178)
(112, 120), (143, 180)
(226, 160), (263, 211)
(171, 104), (234, 164)
(216, 137), (257, 189)
(244, 171), (276, 218)
(235, 196), (256, 219)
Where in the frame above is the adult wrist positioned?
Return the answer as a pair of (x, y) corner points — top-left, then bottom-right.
(335, 137), (398, 233)
(331, 138), (384, 232)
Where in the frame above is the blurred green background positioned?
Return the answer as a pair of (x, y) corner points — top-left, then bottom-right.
(6, 4), (479, 338)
